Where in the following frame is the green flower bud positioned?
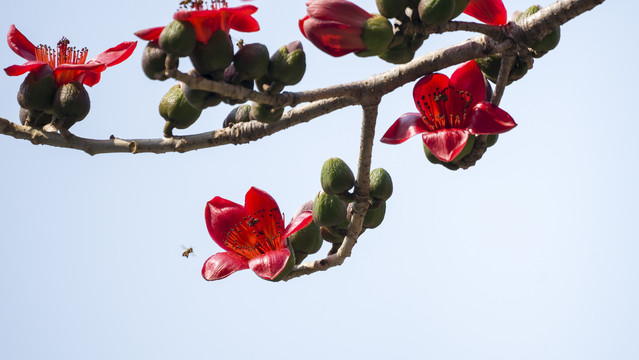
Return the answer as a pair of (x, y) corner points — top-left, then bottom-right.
(475, 55), (528, 85)
(183, 84), (222, 110)
(294, 251), (308, 265)
(142, 42), (178, 81)
(250, 102), (283, 124)
(357, 15), (394, 57)
(320, 226), (344, 244)
(321, 157), (355, 195)
(17, 67), (57, 112)
(516, 5), (560, 53)
(190, 29), (234, 75)
(159, 20), (196, 57)
(486, 134), (499, 147)
(223, 104), (252, 127)
(363, 201), (386, 229)
(418, 0), (455, 26)
(450, 0), (471, 20)
(452, 133), (475, 161)
(159, 83), (202, 137)
(369, 168), (393, 201)
(379, 46), (415, 64)
(376, 0), (409, 19)
(233, 43), (269, 80)
(53, 81), (90, 129)
(423, 143), (460, 170)
(19, 107), (53, 128)
(288, 219), (323, 256)
(313, 192), (347, 228)
(268, 41), (306, 86)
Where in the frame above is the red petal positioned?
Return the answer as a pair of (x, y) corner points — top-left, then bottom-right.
(467, 102), (517, 134)
(134, 26), (165, 41)
(81, 71), (101, 87)
(53, 62), (106, 86)
(302, 18), (366, 57)
(413, 73), (450, 114)
(7, 25), (36, 61)
(306, 0), (372, 27)
(248, 248), (291, 281)
(422, 129), (470, 162)
(202, 252), (249, 281)
(380, 113), (429, 144)
(282, 211), (313, 244)
(205, 196), (248, 252)
(244, 187), (283, 232)
(175, 9), (220, 42)
(221, 5), (259, 32)
(299, 16), (309, 38)
(463, 0), (507, 25)
(450, 60), (486, 104)
(4, 61), (48, 76)
(90, 41), (137, 67)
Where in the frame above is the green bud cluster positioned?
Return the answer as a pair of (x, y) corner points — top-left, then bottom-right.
(16, 67), (91, 130)
(307, 158), (393, 251)
(146, 22), (308, 134)
(515, 5), (561, 57)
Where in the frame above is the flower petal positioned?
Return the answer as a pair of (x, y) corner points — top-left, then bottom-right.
(175, 9), (220, 42)
(463, 0), (508, 25)
(202, 252), (249, 281)
(282, 211), (313, 244)
(89, 41), (137, 67)
(53, 62), (106, 86)
(306, 0), (371, 26)
(221, 5), (260, 33)
(4, 61), (49, 77)
(205, 196), (248, 251)
(301, 18), (366, 57)
(450, 60), (486, 104)
(134, 26), (165, 42)
(244, 187), (283, 233)
(7, 25), (36, 61)
(248, 248), (291, 281)
(422, 129), (470, 162)
(467, 102), (517, 134)
(380, 113), (429, 144)
(413, 73), (451, 115)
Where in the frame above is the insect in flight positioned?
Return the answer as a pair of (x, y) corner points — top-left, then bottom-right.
(182, 247), (195, 258)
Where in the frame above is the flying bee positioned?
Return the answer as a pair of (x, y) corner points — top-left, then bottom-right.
(182, 247), (194, 258)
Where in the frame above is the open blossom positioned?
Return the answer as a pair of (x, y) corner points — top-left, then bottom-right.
(381, 60), (516, 162)
(464, 0), (508, 25)
(299, 0), (372, 57)
(4, 25), (136, 86)
(135, 1), (259, 44)
(202, 187), (313, 281)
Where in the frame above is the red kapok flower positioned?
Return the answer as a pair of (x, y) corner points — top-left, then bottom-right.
(463, 0), (508, 25)
(381, 60), (516, 162)
(202, 187), (313, 281)
(4, 25), (137, 87)
(299, 0), (373, 57)
(135, 1), (259, 44)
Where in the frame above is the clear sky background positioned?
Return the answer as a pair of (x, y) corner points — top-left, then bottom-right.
(1, 0), (637, 359)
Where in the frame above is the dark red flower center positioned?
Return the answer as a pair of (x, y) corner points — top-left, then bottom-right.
(224, 207), (284, 259)
(34, 37), (88, 68)
(416, 85), (474, 132)
(179, 0), (227, 10)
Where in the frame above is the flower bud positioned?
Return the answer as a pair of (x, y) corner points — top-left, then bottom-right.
(159, 20), (196, 57)
(142, 42), (178, 81)
(183, 84), (222, 110)
(369, 168), (393, 201)
(250, 102), (283, 124)
(362, 201), (386, 229)
(268, 41), (306, 86)
(356, 15), (394, 57)
(233, 43), (269, 80)
(223, 104), (252, 127)
(486, 134), (499, 147)
(376, 0), (409, 20)
(19, 107), (53, 128)
(189, 29), (234, 75)
(320, 226), (344, 244)
(159, 83), (202, 137)
(320, 157), (355, 195)
(287, 202), (323, 256)
(418, 0), (455, 26)
(475, 55), (528, 85)
(17, 67), (57, 112)
(53, 81), (90, 129)
(516, 5), (560, 54)
(313, 191), (347, 227)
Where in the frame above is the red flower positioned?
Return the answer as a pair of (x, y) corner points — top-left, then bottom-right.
(381, 61), (516, 162)
(202, 187), (313, 281)
(463, 0), (508, 25)
(135, 2), (259, 44)
(4, 25), (136, 87)
(299, 0), (373, 57)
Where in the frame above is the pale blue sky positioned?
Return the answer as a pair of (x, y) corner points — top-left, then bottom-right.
(1, 1), (637, 359)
